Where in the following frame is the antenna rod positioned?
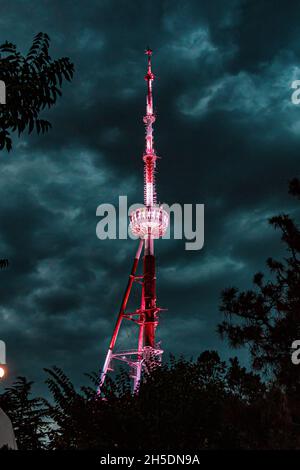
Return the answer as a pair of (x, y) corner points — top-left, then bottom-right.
(143, 48), (157, 209)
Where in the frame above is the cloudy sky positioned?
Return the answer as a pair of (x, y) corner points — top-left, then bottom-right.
(0, 0), (300, 393)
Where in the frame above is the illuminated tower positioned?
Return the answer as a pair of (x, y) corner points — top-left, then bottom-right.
(98, 49), (168, 393)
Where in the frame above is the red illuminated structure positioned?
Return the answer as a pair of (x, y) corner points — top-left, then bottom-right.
(98, 49), (168, 393)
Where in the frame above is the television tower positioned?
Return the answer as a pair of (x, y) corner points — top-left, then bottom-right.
(98, 49), (168, 393)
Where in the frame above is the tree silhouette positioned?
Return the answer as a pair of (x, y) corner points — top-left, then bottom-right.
(0, 377), (48, 449)
(219, 178), (300, 419)
(0, 32), (74, 151)
(0, 355), (297, 450)
(41, 354), (295, 450)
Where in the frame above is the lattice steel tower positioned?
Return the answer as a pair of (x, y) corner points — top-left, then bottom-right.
(98, 49), (168, 393)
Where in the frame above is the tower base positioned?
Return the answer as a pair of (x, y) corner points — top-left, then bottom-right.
(98, 240), (165, 395)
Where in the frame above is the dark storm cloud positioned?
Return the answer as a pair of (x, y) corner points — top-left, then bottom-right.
(0, 0), (300, 392)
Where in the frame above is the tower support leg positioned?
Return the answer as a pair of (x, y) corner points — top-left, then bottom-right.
(98, 239), (144, 394)
(133, 287), (145, 393)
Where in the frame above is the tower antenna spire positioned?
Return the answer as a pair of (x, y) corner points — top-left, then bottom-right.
(143, 47), (157, 206)
(98, 50), (168, 394)
(145, 47), (154, 117)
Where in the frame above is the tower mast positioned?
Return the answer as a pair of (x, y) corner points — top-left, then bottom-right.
(142, 48), (158, 359)
(98, 50), (168, 394)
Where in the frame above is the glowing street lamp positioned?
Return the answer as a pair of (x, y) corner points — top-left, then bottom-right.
(0, 365), (6, 379)
(0, 340), (6, 380)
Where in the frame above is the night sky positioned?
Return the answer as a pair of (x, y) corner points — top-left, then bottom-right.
(1, 0), (300, 393)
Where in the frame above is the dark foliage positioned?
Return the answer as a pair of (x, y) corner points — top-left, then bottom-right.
(0, 32), (74, 151)
(219, 179), (300, 420)
(0, 353), (297, 450)
(0, 377), (48, 449)
(41, 353), (296, 450)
